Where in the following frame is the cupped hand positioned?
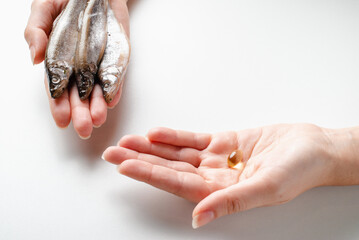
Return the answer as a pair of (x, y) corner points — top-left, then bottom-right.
(24, 0), (130, 139)
(103, 124), (335, 228)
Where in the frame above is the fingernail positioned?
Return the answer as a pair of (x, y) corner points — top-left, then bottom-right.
(93, 124), (102, 129)
(56, 122), (69, 129)
(30, 46), (36, 65)
(79, 134), (91, 140)
(192, 211), (215, 229)
(101, 153), (106, 161)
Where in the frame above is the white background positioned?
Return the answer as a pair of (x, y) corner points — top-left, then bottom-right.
(1, 0), (359, 239)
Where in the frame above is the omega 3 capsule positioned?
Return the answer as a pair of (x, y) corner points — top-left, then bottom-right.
(227, 150), (244, 171)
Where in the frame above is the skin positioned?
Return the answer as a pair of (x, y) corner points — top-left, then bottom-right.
(102, 124), (359, 228)
(24, 0), (130, 139)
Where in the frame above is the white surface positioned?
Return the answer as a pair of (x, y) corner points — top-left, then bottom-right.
(1, 0), (359, 239)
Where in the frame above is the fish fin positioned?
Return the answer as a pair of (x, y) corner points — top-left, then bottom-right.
(78, 10), (84, 31)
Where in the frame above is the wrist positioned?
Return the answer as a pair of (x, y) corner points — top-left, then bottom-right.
(323, 127), (359, 186)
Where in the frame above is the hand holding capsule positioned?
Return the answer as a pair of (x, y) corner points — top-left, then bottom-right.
(103, 124), (359, 228)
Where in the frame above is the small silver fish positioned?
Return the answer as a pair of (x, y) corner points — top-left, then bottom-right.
(45, 0), (88, 98)
(75, 0), (108, 100)
(98, 7), (130, 103)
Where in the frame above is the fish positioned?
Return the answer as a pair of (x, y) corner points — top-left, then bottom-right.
(75, 0), (108, 100)
(98, 6), (131, 103)
(45, 0), (88, 98)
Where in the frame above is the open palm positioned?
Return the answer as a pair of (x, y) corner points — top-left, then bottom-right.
(104, 124), (333, 228)
(105, 127), (248, 202)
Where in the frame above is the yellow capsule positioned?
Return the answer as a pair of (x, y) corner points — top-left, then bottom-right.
(227, 150), (244, 170)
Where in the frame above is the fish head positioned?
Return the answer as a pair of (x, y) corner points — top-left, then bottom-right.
(46, 60), (72, 98)
(101, 77), (119, 103)
(99, 66), (123, 103)
(75, 64), (97, 100)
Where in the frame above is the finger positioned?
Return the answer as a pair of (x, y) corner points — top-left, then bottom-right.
(192, 176), (276, 229)
(24, 27), (47, 65)
(24, 0), (68, 64)
(44, 77), (71, 128)
(118, 160), (211, 202)
(69, 85), (93, 139)
(147, 127), (212, 150)
(102, 146), (197, 173)
(109, 0), (130, 36)
(90, 84), (107, 128)
(118, 135), (202, 166)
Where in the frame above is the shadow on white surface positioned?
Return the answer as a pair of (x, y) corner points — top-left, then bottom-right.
(58, 74), (135, 169)
(113, 185), (359, 239)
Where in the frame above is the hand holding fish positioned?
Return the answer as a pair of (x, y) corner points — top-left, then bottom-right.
(102, 124), (359, 228)
(24, 0), (130, 139)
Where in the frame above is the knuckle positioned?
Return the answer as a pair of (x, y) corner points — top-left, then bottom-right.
(172, 174), (185, 196)
(31, 0), (48, 10)
(226, 197), (244, 215)
(24, 27), (31, 42)
(224, 189), (245, 215)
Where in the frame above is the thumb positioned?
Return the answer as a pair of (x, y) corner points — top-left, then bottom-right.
(24, 0), (64, 64)
(192, 176), (275, 229)
(24, 27), (48, 64)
